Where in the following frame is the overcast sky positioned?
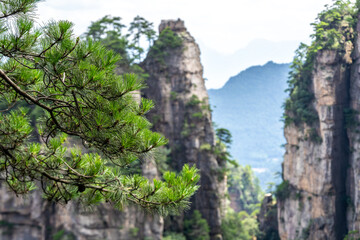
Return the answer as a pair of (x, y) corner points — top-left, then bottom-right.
(36, 0), (338, 88)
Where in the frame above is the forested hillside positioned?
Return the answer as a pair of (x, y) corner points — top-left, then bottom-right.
(209, 62), (290, 187)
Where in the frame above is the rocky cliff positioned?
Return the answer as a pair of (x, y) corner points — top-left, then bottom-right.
(279, 49), (350, 240)
(278, 2), (358, 239)
(141, 19), (226, 240)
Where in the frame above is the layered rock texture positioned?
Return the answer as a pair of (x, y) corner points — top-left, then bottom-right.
(279, 49), (350, 240)
(142, 19), (225, 240)
(278, 10), (360, 240)
(0, 20), (225, 240)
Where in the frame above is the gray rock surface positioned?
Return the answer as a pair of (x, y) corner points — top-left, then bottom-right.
(142, 19), (226, 240)
(279, 48), (350, 240)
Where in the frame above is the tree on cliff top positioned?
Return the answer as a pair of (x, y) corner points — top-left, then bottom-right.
(0, 0), (199, 215)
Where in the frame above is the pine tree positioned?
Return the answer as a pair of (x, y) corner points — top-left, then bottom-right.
(84, 15), (130, 64)
(128, 15), (156, 61)
(0, 0), (199, 215)
(184, 210), (210, 240)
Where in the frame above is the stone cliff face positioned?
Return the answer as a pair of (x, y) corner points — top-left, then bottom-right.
(142, 19), (226, 240)
(279, 49), (350, 240)
(277, 8), (360, 239)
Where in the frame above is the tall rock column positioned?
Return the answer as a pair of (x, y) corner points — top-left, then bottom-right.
(142, 19), (226, 240)
(279, 49), (350, 240)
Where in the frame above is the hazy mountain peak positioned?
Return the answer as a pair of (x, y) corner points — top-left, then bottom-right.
(200, 39), (298, 89)
(209, 62), (290, 187)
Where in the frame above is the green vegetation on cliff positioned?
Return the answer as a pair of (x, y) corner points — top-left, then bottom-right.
(213, 127), (263, 239)
(184, 210), (210, 240)
(148, 27), (183, 65)
(274, 180), (291, 201)
(283, 0), (357, 128)
(222, 209), (259, 240)
(228, 164), (263, 213)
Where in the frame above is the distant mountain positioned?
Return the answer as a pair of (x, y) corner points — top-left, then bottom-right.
(200, 39), (298, 89)
(208, 61), (290, 188)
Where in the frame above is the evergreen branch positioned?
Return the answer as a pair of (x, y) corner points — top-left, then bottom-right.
(0, 69), (51, 111)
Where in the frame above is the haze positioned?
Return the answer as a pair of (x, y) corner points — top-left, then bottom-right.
(37, 0), (337, 88)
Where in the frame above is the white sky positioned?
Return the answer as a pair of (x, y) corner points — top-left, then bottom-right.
(36, 0), (339, 88)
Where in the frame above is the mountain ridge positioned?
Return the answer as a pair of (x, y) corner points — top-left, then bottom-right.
(201, 39), (298, 89)
(209, 61), (290, 187)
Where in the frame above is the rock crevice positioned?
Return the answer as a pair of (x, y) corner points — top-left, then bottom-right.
(279, 49), (351, 240)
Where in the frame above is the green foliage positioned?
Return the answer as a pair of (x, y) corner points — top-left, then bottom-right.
(221, 209), (259, 240)
(84, 15), (129, 63)
(130, 227), (139, 237)
(148, 27), (182, 65)
(84, 15), (155, 80)
(181, 120), (191, 137)
(185, 95), (211, 121)
(283, 0), (357, 130)
(120, 159), (142, 175)
(184, 210), (210, 240)
(0, 0), (200, 214)
(191, 112), (203, 119)
(227, 165), (263, 214)
(216, 166), (229, 181)
(187, 95), (202, 107)
(275, 181), (291, 201)
(153, 146), (171, 174)
(199, 143), (212, 151)
(213, 130), (237, 166)
(163, 232), (186, 240)
(170, 91), (178, 101)
(311, 1), (357, 50)
(283, 43), (318, 128)
(186, 95), (210, 113)
(344, 230), (360, 240)
(0, 220), (14, 235)
(53, 230), (75, 240)
(128, 15), (156, 61)
(216, 128), (232, 147)
(53, 230), (65, 240)
(302, 128), (322, 144)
